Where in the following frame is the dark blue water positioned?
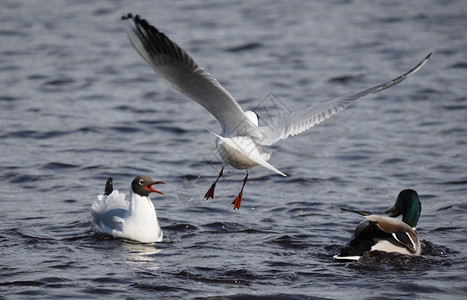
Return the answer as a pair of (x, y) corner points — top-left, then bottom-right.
(1, 0), (466, 299)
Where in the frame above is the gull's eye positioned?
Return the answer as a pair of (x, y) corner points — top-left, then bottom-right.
(138, 179), (144, 185)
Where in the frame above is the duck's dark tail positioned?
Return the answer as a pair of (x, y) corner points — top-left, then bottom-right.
(340, 207), (371, 216)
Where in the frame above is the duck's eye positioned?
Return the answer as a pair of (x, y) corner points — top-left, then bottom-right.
(138, 179), (144, 185)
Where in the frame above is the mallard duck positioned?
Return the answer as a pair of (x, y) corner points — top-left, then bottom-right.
(91, 176), (165, 243)
(334, 189), (422, 260)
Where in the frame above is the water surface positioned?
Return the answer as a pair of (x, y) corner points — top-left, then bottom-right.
(1, 0), (466, 299)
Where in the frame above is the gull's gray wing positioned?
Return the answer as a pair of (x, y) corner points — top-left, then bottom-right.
(254, 53), (431, 145)
(122, 14), (256, 136)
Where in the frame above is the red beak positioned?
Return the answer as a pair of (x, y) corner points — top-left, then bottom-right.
(145, 181), (165, 195)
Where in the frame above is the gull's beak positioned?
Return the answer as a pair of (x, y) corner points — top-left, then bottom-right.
(146, 181), (166, 195)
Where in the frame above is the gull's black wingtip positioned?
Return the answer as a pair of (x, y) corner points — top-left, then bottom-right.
(104, 177), (113, 196)
(425, 52), (433, 60)
(121, 13), (148, 29)
(122, 13), (142, 21)
(121, 13), (133, 20)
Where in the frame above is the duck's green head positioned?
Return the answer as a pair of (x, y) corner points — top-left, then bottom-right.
(385, 189), (422, 228)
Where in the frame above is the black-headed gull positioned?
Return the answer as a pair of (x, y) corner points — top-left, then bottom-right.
(121, 13), (431, 209)
(91, 175), (165, 243)
(334, 189), (421, 260)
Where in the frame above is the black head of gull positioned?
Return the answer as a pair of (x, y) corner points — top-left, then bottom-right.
(131, 175), (165, 197)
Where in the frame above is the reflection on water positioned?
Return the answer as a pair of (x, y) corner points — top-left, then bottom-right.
(122, 242), (163, 271)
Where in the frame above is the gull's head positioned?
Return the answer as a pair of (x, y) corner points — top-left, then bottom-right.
(245, 111), (259, 126)
(131, 175), (165, 197)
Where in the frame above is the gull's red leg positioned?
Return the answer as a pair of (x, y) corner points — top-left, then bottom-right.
(204, 166), (224, 199)
(232, 171), (249, 210)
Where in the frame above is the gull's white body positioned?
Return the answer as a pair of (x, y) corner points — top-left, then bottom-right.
(91, 189), (163, 243)
(217, 135), (272, 171)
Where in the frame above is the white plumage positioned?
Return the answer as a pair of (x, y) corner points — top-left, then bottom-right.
(91, 176), (165, 243)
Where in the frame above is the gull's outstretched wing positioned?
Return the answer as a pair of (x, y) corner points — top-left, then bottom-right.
(122, 14), (256, 136)
(255, 53), (431, 145)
